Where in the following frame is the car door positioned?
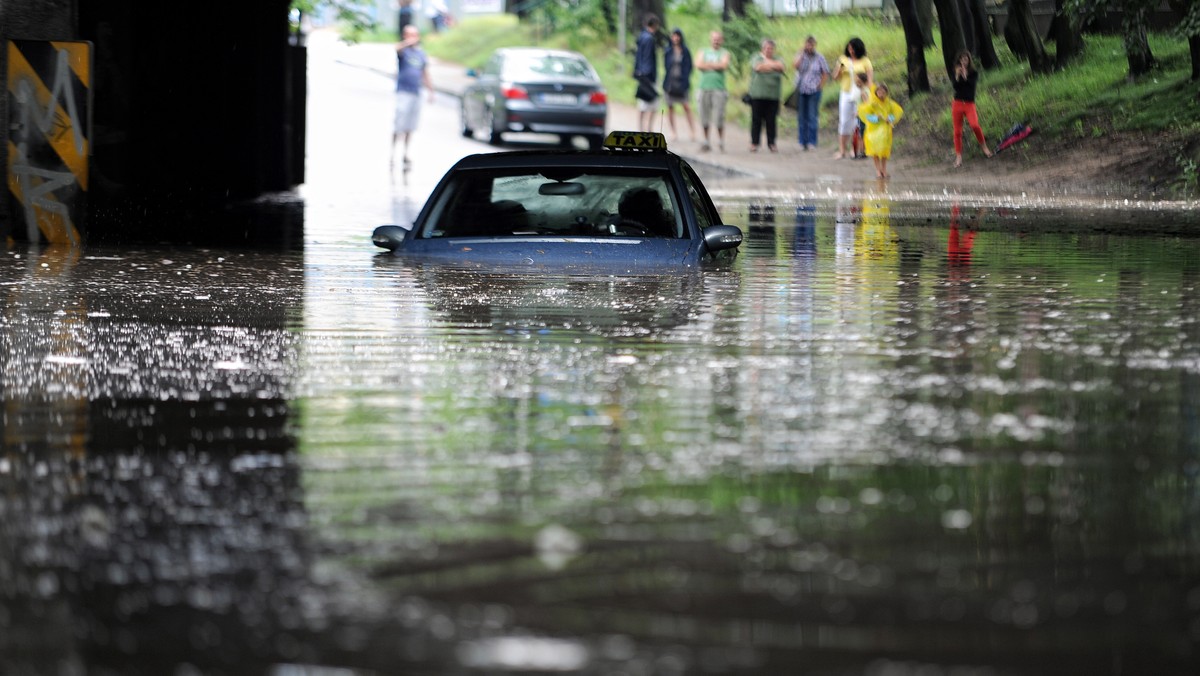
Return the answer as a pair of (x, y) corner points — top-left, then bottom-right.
(467, 53), (502, 130)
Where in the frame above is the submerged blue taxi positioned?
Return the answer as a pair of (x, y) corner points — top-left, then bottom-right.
(372, 131), (743, 270)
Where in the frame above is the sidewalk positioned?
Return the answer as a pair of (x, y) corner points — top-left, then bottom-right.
(323, 38), (893, 186)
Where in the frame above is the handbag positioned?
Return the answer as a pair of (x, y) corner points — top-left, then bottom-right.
(783, 88), (800, 110)
(636, 78), (657, 102)
(741, 92), (752, 105)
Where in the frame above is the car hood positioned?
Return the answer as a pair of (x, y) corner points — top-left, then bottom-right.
(389, 236), (711, 272)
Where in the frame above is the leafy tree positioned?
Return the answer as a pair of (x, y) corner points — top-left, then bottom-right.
(1067, 0), (1158, 78)
(290, 0), (376, 40)
(718, 3), (767, 78)
(537, 0), (617, 46)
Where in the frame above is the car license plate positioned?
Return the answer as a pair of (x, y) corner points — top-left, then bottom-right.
(539, 93), (578, 105)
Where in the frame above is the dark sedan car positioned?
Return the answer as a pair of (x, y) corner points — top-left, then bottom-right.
(460, 47), (607, 150)
(373, 132), (743, 270)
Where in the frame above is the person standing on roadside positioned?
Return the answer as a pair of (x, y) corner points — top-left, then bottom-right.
(391, 24), (434, 171)
(663, 28), (697, 142)
(748, 38), (785, 153)
(792, 35), (830, 151)
(829, 37), (873, 159)
(633, 14), (661, 132)
(858, 82), (903, 179)
(426, 0), (451, 32)
(396, 0), (415, 34)
(696, 30), (731, 152)
(951, 49), (993, 167)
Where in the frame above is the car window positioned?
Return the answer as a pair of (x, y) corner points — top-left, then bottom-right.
(419, 169), (682, 239)
(484, 54), (502, 77)
(503, 54), (594, 81)
(680, 164), (718, 232)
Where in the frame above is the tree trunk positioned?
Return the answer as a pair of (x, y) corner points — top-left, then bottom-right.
(1121, 3), (1156, 78)
(1007, 0), (1053, 74)
(599, 0), (617, 35)
(1124, 27), (1156, 78)
(1003, 11), (1023, 60)
(956, 0), (977, 55)
(1189, 34), (1200, 82)
(630, 0), (668, 41)
(967, 0), (1000, 68)
(916, 0), (936, 47)
(1049, 0), (1084, 69)
(724, 0), (750, 21)
(512, 0), (532, 20)
(1169, 0), (1200, 80)
(931, 0), (969, 79)
(896, 0), (932, 95)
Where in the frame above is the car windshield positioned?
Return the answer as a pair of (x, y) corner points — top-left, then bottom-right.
(504, 54), (594, 81)
(418, 168), (683, 239)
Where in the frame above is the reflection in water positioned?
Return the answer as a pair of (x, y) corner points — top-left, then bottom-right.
(4, 200), (1200, 674)
(0, 243), (312, 674)
(299, 201), (1200, 673)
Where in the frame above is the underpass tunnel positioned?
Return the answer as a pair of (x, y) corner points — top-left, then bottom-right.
(2, 0), (305, 245)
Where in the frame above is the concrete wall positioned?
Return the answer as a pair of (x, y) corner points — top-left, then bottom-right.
(0, 0), (78, 230)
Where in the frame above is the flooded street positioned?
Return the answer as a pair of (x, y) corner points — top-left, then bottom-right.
(3, 40), (1200, 676)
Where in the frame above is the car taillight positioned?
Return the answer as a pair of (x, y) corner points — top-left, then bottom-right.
(501, 85), (529, 100)
(588, 91), (607, 104)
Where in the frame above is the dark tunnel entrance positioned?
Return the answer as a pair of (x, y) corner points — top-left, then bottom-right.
(3, 0), (305, 246)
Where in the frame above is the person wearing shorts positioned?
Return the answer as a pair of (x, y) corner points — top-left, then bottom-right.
(633, 14), (661, 132)
(696, 30), (730, 152)
(392, 24), (434, 170)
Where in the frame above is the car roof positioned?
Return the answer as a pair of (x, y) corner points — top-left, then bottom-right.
(495, 47), (590, 60)
(447, 148), (682, 172)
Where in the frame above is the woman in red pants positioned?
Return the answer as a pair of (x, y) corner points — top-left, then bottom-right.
(951, 50), (993, 167)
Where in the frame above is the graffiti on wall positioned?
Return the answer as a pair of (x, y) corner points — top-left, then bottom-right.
(6, 40), (92, 245)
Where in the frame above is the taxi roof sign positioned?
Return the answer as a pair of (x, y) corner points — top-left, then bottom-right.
(603, 131), (667, 151)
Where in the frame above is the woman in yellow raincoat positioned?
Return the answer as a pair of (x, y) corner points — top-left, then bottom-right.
(857, 83), (903, 179)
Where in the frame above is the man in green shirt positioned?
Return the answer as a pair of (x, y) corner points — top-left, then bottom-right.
(695, 30), (731, 152)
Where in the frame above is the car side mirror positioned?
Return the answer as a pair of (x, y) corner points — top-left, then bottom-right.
(703, 225), (743, 252)
(372, 225), (409, 251)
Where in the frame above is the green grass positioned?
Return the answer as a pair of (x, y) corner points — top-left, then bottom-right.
(398, 9), (1198, 192)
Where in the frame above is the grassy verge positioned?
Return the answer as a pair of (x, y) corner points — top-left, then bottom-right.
(407, 10), (1199, 195)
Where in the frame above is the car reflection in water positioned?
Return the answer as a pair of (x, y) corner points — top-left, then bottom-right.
(375, 258), (730, 337)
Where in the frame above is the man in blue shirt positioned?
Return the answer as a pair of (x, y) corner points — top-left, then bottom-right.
(633, 14), (660, 132)
(393, 24), (434, 171)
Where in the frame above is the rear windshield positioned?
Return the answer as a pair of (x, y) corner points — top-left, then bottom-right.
(417, 168), (684, 240)
(503, 54), (595, 81)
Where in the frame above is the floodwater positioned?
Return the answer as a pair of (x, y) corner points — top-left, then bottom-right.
(2, 193), (1199, 676)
